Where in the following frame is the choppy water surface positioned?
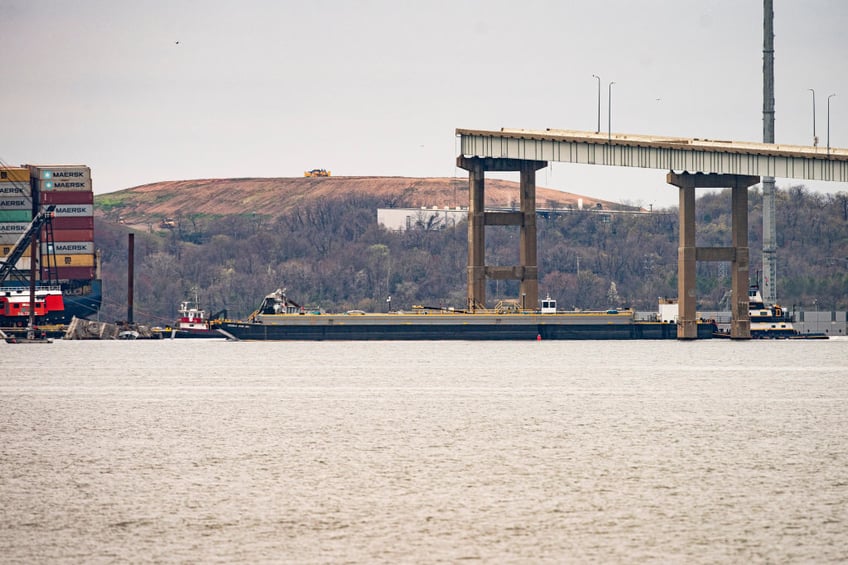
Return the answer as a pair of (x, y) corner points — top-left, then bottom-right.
(1, 339), (847, 563)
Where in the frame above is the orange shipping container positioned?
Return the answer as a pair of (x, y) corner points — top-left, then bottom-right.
(2, 245), (31, 258)
(49, 254), (95, 267)
(0, 168), (30, 182)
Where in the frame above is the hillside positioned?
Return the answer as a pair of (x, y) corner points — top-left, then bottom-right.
(94, 176), (631, 228)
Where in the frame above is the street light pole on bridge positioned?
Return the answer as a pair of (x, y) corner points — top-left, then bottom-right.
(607, 81), (615, 143)
(828, 93), (837, 154)
(592, 74), (601, 134)
(808, 88), (818, 147)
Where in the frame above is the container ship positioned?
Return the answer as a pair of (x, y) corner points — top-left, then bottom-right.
(218, 289), (718, 341)
(1, 165), (101, 327)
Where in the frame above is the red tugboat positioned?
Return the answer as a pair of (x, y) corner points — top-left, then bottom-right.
(158, 298), (226, 339)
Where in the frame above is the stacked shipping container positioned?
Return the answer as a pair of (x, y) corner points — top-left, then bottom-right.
(1, 164), (101, 322)
(29, 165), (97, 281)
(0, 167), (34, 272)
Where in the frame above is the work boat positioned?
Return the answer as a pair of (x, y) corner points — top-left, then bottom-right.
(746, 285), (823, 339)
(159, 299), (225, 339)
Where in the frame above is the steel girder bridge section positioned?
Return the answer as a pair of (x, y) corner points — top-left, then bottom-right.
(456, 127), (848, 339)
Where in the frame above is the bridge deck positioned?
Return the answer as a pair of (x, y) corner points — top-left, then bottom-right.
(457, 128), (848, 182)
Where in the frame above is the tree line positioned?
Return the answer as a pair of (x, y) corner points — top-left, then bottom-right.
(94, 186), (848, 324)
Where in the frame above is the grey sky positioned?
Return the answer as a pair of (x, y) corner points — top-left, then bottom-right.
(2, 0), (846, 208)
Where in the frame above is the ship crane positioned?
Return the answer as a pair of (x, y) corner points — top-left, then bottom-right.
(0, 205), (56, 283)
(0, 204), (63, 342)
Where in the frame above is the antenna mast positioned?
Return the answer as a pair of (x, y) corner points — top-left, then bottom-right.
(762, 0), (777, 302)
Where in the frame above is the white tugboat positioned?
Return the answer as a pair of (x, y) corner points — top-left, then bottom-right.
(712, 283), (827, 339)
(746, 284), (798, 338)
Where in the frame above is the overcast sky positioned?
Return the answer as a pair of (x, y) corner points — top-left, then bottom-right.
(2, 0), (846, 208)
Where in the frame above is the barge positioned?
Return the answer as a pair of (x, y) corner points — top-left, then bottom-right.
(218, 289), (717, 341)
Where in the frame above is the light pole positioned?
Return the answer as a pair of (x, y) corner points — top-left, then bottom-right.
(808, 88), (817, 146)
(592, 74), (601, 133)
(828, 93), (837, 154)
(607, 81), (615, 143)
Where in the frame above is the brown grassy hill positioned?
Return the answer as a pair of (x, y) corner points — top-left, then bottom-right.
(95, 176), (629, 227)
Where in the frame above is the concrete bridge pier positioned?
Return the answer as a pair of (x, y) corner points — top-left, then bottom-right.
(457, 156), (547, 311)
(667, 172), (760, 339)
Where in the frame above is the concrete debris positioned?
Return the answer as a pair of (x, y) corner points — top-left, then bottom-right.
(64, 317), (159, 340)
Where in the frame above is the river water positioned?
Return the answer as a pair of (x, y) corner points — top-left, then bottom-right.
(1, 338), (847, 563)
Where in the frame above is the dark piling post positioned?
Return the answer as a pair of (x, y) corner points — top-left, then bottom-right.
(127, 233), (134, 324)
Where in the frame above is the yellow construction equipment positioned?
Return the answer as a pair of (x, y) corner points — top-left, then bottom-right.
(304, 168), (331, 177)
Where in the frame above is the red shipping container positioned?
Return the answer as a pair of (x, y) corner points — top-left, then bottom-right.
(50, 216), (93, 230)
(43, 266), (96, 280)
(49, 229), (94, 242)
(39, 191), (94, 205)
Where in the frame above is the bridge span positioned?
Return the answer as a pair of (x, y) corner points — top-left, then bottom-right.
(456, 127), (847, 339)
(458, 128), (848, 181)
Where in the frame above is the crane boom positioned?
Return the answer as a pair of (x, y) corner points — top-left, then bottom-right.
(0, 205), (56, 283)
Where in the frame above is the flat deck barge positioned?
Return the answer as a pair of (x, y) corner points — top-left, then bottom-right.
(219, 310), (716, 341)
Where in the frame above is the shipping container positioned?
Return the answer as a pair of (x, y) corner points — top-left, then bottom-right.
(2, 247), (94, 261)
(0, 182), (32, 197)
(28, 165), (91, 181)
(42, 241), (94, 255)
(0, 168), (30, 182)
(41, 204), (93, 217)
(2, 254), (96, 270)
(38, 190), (94, 205)
(43, 266), (96, 280)
(0, 210), (32, 222)
(51, 254), (96, 268)
(49, 229), (94, 242)
(36, 179), (93, 192)
(5, 257), (31, 270)
(50, 216), (94, 230)
(0, 222), (29, 237)
(2, 245), (31, 258)
(0, 197), (31, 210)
